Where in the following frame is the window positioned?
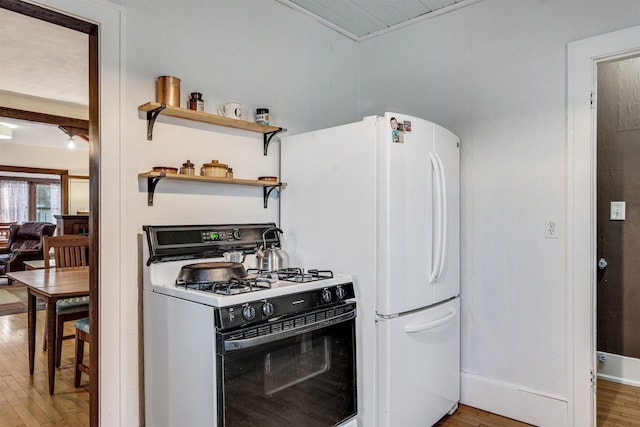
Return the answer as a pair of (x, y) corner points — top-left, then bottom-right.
(0, 177), (61, 223)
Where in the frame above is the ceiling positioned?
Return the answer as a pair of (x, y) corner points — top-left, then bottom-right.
(0, 7), (88, 151)
(275, 0), (481, 41)
(0, 8), (88, 105)
(0, 117), (88, 151)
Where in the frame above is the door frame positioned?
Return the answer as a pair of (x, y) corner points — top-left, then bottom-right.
(568, 25), (640, 427)
(8, 0), (124, 425)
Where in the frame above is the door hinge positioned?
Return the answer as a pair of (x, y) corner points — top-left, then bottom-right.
(590, 92), (595, 108)
(590, 369), (595, 386)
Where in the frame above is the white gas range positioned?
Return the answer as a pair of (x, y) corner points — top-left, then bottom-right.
(142, 223), (358, 427)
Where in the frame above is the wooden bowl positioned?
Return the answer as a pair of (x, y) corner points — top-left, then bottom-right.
(152, 166), (178, 174)
(258, 176), (278, 182)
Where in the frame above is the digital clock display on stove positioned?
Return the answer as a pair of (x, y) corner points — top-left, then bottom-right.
(201, 231), (227, 242)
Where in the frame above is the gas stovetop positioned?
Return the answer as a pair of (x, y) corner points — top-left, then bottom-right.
(175, 268), (335, 295)
(142, 223), (354, 309)
(145, 257), (353, 307)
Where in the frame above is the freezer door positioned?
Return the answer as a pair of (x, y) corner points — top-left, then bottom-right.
(376, 297), (460, 427)
(281, 117), (378, 274)
(377, 113), (436, 315)
(433, 124), (461, 302)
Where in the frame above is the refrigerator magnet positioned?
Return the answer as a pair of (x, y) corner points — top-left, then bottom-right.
(404, 121), (412, 132)
(392, 129), (404, 143)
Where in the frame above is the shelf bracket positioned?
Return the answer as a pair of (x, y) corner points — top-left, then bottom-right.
(146, 104), (166, 140)
(263, 184), (282, 208)
(263, 128), (284, 156)
(147, 173), (166, 206)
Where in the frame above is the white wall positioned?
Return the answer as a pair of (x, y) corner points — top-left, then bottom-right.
(120, 1), (359, 424)
(359, 0), (640, 424)
(0, 141), (89, 175)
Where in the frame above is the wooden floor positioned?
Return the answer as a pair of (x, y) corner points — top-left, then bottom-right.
(0, 310), (89, 426)
(436, 404), (533, 426)
(597, 379), (640, 426)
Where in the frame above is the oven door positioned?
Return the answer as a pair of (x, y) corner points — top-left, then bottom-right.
(217, 303), (357, 427)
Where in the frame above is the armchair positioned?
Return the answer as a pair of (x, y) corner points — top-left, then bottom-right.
(0, 222), (57, 284)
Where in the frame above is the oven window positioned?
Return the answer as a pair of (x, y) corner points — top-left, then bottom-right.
(219, 319), (356, 427)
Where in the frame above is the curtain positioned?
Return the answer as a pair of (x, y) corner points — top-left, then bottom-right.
(0, 180), (28, 223)
(0, 180), (61, 223)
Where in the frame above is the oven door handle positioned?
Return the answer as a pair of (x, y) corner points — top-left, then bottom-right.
(223, 309), (356, 352)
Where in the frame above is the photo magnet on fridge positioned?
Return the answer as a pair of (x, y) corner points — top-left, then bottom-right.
(404, 121), (412, 132)
(392, 129), (404, 143)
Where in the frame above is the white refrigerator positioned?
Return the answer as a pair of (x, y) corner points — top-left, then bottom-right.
(281, 112), (460, 427)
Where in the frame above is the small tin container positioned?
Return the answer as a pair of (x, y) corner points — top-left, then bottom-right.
(256, 108), (270, 125)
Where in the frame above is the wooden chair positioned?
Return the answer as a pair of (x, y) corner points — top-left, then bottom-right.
(74, 316), (89, 387)
(42, 235), (90, 367)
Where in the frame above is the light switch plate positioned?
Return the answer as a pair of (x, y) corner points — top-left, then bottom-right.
(610, 201), (626, 221)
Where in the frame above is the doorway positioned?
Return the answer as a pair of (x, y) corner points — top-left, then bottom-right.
(568, 25), (640, 427)
(594, 55), (640, 424)
(0, 1), (99, 425)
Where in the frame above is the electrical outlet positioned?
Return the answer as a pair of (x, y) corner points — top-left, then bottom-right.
(545, 219), (559, 239)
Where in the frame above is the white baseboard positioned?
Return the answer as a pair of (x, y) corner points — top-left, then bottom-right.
(460, 371), (568, 426)
(597, 351), (640, 387)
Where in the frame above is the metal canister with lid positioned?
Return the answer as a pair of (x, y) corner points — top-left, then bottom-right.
(156, 76), (181, 107)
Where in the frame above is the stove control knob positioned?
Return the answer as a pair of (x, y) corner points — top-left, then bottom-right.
(321, 288), (332, 303)
(232, 229), (241, 240)
(262, 301), (274, 316)
(242, 304), (256, 321)
(335, 286), (347, 300)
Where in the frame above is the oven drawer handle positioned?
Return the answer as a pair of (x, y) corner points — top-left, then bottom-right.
(223, 310), (356, 352)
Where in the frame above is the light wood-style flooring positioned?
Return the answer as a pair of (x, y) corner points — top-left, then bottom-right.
(436, 404), (533, 426)
(0, 309), (89, 426)
(597, 379), (640, 426)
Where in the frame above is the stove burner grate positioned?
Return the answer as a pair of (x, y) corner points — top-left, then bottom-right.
(176, 276), (272, 295)
(247, 268), (334, 283)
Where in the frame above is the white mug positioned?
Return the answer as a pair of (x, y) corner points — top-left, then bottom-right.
(218, 102), (242, 118)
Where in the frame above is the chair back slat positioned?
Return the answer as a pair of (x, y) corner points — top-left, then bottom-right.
(43, 235), (90, 269)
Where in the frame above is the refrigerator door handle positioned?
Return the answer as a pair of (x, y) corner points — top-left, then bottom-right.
(403, 309), (457, 333)
(435, 153), (447, 281)
(429, 153), (442, 283)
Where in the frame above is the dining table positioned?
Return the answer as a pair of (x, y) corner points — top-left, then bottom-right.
(7, 266), (90, 394)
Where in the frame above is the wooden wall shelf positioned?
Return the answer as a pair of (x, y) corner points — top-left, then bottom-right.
(138, 171), (285, 208)
(138, 102), (286, 155)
